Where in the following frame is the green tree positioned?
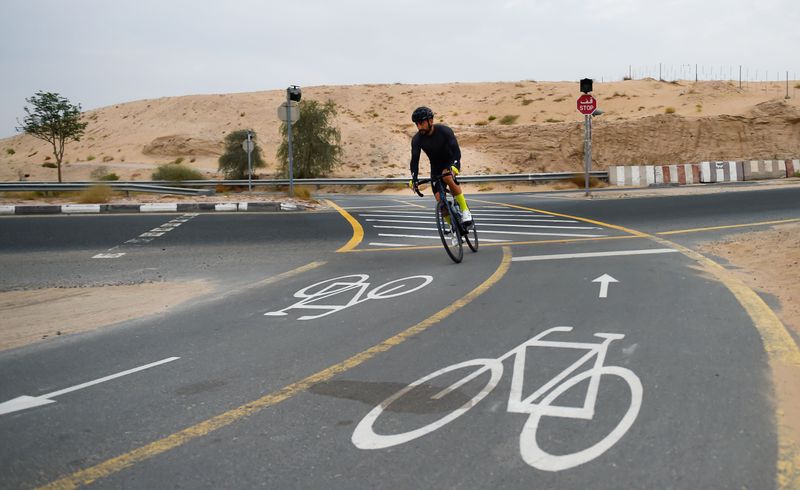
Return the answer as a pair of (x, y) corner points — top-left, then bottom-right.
(277, 99), (342, 178)
(18, 91), (88, 182)
(218, 129), (265, 179)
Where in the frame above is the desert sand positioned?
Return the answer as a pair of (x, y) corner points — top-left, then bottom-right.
(1, 79), (799, 182)
(0, 79), (798, 352)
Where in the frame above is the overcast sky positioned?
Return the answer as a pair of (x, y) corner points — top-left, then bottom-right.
(2, 0), (798, 137)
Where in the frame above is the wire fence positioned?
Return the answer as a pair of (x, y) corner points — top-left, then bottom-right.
(596, 64), (798, 98)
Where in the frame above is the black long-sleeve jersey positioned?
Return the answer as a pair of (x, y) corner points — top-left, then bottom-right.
(409, 124), (462, 180)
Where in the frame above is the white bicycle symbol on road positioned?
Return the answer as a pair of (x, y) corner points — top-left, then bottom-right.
(352, 326), (643, 472)
(265, 274), (433, 321)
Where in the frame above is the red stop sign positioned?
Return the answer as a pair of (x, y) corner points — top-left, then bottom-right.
(577, 94), (597, 115)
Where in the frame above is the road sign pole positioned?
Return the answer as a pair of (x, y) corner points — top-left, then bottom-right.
(247, 131), (253, 193)
(286, 93), (295, 197)
(584, 115), (591, 196)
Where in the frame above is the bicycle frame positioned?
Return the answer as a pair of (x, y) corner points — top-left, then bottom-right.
(415, 174), (463, 228)
(430, 326), (623, 419)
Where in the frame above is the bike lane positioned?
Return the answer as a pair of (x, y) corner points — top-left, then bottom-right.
(2, 243), (509, 488)
(11, 196), (793, 489)
(68, 238), (777, 489)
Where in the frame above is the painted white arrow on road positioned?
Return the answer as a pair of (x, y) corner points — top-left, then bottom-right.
(0, 357), (180, 416)
(592, 274), (619, 298)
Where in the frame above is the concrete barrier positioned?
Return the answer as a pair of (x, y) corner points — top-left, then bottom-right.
(609, 165), (655, 187)
(700, 161), (743, 183)
(742, 160), (788, 181)
(786, 159), (800, 177)
(655, 164), (700, 185)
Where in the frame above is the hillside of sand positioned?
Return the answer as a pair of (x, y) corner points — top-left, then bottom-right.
(1, 79), (799, 182)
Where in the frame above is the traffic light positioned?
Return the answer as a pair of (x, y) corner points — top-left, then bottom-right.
(580, 78), (593, 94)
(287, 85), (302, 102)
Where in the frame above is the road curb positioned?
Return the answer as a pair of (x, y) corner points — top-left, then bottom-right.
(0, 202), (308, 215)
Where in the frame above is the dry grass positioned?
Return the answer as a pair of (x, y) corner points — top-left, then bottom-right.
(76, 185), (114, 203)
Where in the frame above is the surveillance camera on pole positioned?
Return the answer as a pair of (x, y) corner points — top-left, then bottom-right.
(280, 85), (302, 197)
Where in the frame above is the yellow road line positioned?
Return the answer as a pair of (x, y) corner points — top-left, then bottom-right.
(482, 200), (800, 488)
(657, 217), (800, 236)
(40, 247), (513, 490)
(325, 199), (364, 252)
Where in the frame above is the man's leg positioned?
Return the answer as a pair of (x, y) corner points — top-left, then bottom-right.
(442, 172), (472, 223)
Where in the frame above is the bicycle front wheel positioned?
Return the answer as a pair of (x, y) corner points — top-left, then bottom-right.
(463, 219), (478, 253)
(436, 200), (463, 263)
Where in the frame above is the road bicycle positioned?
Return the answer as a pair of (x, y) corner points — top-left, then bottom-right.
(352, 326), (643, 472)
(413, 173), (478, 263)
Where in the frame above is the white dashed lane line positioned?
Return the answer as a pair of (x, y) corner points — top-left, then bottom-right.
(92, 214), (198, 259)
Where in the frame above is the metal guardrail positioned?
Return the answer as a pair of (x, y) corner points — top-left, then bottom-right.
(0, 171), (608, 194)
(0, 183), (214, 196)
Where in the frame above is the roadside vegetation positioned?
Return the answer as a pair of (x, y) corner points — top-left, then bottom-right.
(151, 163), (204, 181)
(218, 129), (266, 179)
(17, 91), (88, 182)
(277, 99), (342, 178)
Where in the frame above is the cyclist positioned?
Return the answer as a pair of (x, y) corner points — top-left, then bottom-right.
(409, 106), (472, 225)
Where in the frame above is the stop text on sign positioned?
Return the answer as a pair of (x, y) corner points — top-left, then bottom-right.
(577, 94), (597, 115)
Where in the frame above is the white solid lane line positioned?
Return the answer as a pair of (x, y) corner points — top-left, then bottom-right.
(0, 357), (181, 416)
(373, 226), (604, 238)
(362, 216), (578, 223)
(512, 248), (679, 262)
(378, 233), (509, 242)
(367, 219), (598, 230)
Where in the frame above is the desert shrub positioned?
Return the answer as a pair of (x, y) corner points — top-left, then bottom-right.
(102, 155), (113, 162)
(151, 163), (204, 181)
(499, 115), (520, 125)
(42, 162), (57, 168)
(623, 76), (632, 81)
(795, 171), (800, 177)
(696, 104), (703, 112)
(478, 184), (494, 192)
(291, 185), (312, 199)
(475, 120), (488, 126)
(664, 107), (676, 114)
(567, 174), (606, 188)
(99, 173), (120, 181)
(553, 97), (566, 103)
(487, 115), (497, 121)
(220, 129), (266, 179)
(5, 148), (15, 155)
(521, 99), (533, 106)
(76, 185), (113, 203)
(174, 157), (184, 164)
(544, 118), (563, 123)
(795, 83), (800, 89)
(277, 100), (342, 178)
(86, 155), (95, 161)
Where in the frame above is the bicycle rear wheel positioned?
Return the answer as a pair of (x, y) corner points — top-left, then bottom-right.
(436, 200), (463, 263)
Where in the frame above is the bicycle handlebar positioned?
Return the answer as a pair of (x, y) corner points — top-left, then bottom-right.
(411, 173), (457, 197)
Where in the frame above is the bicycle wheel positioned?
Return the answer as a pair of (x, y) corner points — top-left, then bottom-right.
(351, 358), (503, 450)
(463, 219), (478, 253)
(518, 366), (643, 471)
(435, 200), (463, 263)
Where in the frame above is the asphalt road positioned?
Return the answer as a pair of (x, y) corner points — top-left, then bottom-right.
(0, 186), (798, 489)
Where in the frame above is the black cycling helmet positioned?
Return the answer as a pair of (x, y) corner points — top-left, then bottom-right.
(411, 106), (434, 123)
